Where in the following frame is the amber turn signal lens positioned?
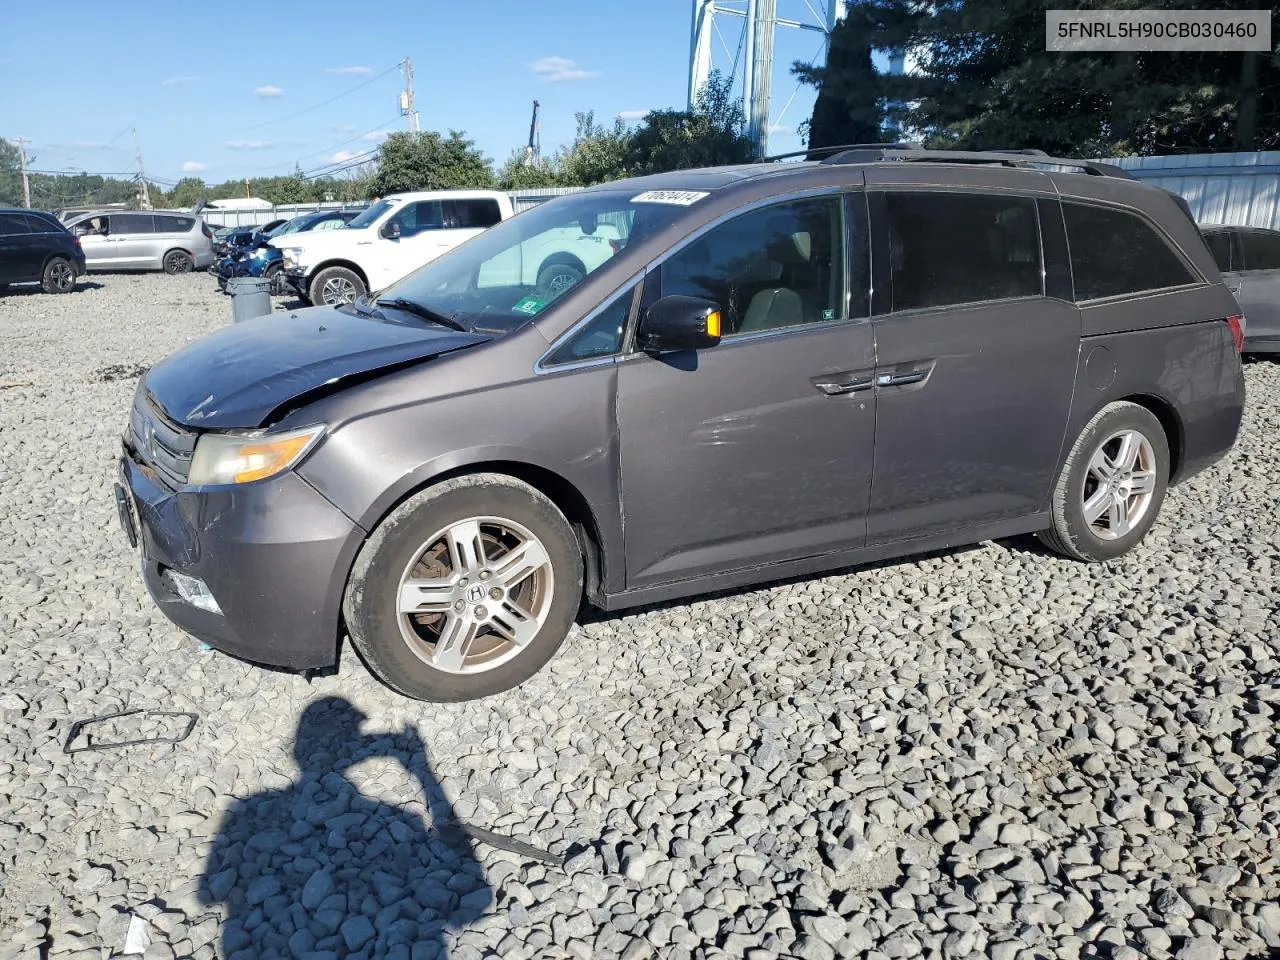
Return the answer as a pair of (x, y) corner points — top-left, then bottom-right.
(706, 310), (721, 338)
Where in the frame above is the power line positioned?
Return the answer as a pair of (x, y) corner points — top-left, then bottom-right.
(235, 62), (402, 132)
(241, 115), (402, 176)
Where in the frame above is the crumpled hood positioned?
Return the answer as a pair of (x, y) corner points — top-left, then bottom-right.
(144, 305), (487, 429)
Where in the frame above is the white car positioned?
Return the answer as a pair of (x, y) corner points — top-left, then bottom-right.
(274, 189), (622, 306)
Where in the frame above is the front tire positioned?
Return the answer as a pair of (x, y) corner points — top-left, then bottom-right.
(536, 259), (585, 297)
(310, 266), (365, 305)
(163, 250), (194, 274)
(42, 257), (76, 294)
(1039, 401), (1169, 562)
(344, 474), (584, 701)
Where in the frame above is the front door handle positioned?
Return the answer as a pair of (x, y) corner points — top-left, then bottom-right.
(815, 377), (874, 395)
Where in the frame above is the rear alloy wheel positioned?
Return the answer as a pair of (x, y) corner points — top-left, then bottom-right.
(164, 250), (193, 275)
(42, 257), (76, 294)
(311, 266), (365, 306)
(344, 474), (583, 701)
(1039, 401), (1169, 562)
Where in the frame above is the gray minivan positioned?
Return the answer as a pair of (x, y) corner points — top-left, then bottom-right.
(1201, 224), (1280, 353)
(116, 147), (1246, 701)
(70, 211), (215, 273)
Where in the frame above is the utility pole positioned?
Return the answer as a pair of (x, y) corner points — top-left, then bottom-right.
(401, 58), (419, 134)
(132, 127), (152, 210)
(14, 138), (31, 208)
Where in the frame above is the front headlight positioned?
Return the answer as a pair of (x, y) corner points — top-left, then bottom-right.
(187, 425), (325, 486)
(281, 247), (303, 269)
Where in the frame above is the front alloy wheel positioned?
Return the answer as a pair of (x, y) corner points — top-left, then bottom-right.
(345, 474), (583, 701)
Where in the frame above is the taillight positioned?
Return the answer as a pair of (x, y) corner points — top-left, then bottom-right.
(202, 222), (213, 239)
(74, 237), (82, 249)
(1226, 314), (1244, 352)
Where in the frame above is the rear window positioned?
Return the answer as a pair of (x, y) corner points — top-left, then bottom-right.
(0, 213), (30, 236)
(881, 191), (1042, 311)
(22, 213), (61, 233)
(1240, 230), (1280, 271)
(448, 199), (503, 229)
(1202, 231), (1233, 273)
(1062, 202), (1197, 301)
(111, 214), (156, 234)
(154, 215), (194, 233)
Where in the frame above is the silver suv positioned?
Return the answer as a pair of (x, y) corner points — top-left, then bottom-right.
(68, 211), (215, 274)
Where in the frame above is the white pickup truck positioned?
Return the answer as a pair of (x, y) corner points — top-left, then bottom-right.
(273, 189), (619, 306)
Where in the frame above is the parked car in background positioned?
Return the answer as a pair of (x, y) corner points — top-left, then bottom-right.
(68, 212), (215, 274)
(117, 147), (1245, 701)
(0, 208), (85, 294)
(1200, 224), (1280, 353)
(214, 210), (362, 290)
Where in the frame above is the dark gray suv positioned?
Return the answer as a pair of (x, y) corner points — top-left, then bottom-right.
(116, 147), (1246, 701)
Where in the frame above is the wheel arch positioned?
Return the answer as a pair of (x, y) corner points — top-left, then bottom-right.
(345, 458), (609, 614)
(536, 252), (587, 277)
(162, 246), (194, 261)
(1117, 392), (1185, 482)
(309, 259), (369, 287)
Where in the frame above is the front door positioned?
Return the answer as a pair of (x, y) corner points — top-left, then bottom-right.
(617, 193), (877, 588)
(373, 200), (449, 289)
(866, 189), (1079, 543)
(74, 215), (113, 269)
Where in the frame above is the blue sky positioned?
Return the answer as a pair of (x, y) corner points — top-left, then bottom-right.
(0, 0), (837, 187)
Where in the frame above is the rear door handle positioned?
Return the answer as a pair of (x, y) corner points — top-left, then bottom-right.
(877, 371), (927, 387)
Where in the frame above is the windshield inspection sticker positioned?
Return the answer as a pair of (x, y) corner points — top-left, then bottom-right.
(512, 296), (548, 316)
(631, 190), (710, 206)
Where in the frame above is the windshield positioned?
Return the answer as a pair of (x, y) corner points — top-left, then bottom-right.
(379, 190), (689, 332)
(346, 199), (395, 230)
(272, 216), (316, 237)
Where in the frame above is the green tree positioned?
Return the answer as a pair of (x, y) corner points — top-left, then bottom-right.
(625, 71), (753, 174)
(0, 139), (21, 206)
(369, 131), (494, 196)
(168, 177), (207, 208)
(495, 151), (563, 190)
(796, 3), (889, 150)
(555, 112), (632, 185)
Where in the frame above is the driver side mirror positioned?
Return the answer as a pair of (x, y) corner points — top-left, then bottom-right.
(381, 220), (401, 240)
(637, 295), (723, 353)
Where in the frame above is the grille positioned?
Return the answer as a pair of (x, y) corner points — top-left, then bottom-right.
(129, 392), (196, 490)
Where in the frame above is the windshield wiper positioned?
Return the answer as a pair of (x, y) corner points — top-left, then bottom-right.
(375, 297), (467, 331)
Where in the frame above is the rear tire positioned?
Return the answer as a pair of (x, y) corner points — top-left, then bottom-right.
(163, 250), (194, 274)
(1038, 401), (1169, 562)
(536, 259), (585, 297)
(344, 474), (583, 702)
(42, 257), (76, 294)
(310, 266), (365, 306)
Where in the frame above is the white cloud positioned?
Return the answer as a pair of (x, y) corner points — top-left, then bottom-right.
(254, 84), (285, 98)
(530, 57), (598, 82)
(226, 140), (275, 150)
(332, 150), (361, 163)
(181, 161), (207, 172)
(768, 123), (795, 136)
(163, 75), (199, 86)
(360, 130), (392, 142)
(617, 110), (649, 122)
(325, 66), (373, 76)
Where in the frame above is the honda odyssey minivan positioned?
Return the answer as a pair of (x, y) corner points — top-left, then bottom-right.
(116, 147), (1246, 701)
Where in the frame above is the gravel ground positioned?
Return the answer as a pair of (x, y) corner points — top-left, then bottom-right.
(0, 273), (1278, 960)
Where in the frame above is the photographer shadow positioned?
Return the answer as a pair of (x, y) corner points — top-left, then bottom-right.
(198, 696), (491, 959)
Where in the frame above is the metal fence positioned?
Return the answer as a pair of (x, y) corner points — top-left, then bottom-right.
(197, 201), (370, 228)
(1113, 152), (1280, 229)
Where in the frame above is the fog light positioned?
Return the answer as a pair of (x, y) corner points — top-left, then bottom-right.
(167, 571), (222, 614)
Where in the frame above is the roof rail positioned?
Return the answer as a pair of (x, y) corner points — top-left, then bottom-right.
(762, 142), (924, 163)
(817, 146), (1132, 179)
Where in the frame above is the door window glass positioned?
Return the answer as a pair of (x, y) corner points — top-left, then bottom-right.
(23, 213), (59, 233)
(74, 216), (109, 237)
(1063, 202), (1197, 300)
(882, 191), (1041, 311)
(390, 201), (444, 237)
(111, 214), (156, 235)
(0, 213), (30, 236)
(1240, 230), (1280, 271)
(153, 215), (193, 233)
(543, 284), (635, 366)
(1202, 231), (1233, 272)
(448, 199), (503, 228)
(657, 196), (845, 336)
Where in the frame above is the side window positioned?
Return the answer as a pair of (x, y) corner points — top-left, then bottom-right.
(448, 199), (503, 229)
(1202, 231), (1233, 273)
(390, 201), (444, 237)
(881, 191), (1041, 311)
(543, 285), (635, 366)
(153, 215), (193, 233)
(1240, 230), (1280, 271)
(23, 214), (57, 233)
(0, 213), (30, 236)
(314, 218), (345, 231)
(657, 196), (845, 336)
(1063, 202), (1197, 301)
(74, 216), (108, 237)
(112, 214), (156, 234)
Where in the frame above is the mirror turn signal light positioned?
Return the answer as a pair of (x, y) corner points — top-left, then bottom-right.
(706, 310), (721, 338)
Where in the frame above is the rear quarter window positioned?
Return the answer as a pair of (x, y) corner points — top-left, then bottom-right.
(1062, 202), (1198, 301)
(1240, 230), (1280, 271)
(154, 215), (194, 233)
(0, 213), (30, 236)
(1201, 231), (1233, 273)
